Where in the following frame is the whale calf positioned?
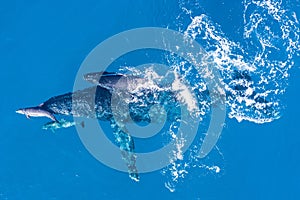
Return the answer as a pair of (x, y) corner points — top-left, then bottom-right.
(16, 106), (58, 122)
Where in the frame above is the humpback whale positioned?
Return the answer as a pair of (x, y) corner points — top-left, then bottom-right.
(16, 72), (181, 182)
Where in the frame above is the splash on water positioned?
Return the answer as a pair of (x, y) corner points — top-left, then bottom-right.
(161, 0), (300, 192)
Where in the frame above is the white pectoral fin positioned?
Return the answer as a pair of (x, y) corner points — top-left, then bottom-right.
(98, 83), (114, 91)
(25, 115), (30, 119)
(49, 115), (58, 122)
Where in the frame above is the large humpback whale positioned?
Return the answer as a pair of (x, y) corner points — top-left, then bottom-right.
(16, 72), (181, 181)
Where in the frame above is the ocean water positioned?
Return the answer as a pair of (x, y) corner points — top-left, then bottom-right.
(1, 0), (300, 199)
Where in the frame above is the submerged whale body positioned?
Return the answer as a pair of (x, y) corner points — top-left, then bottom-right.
(18, 82), (181, 181)
(16, 72), (184, 181)
(40, 85), (180, 123)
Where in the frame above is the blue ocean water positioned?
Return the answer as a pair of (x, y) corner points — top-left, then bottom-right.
(1, 0), (300, 199)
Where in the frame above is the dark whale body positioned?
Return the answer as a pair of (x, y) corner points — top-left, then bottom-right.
(37, 85), (180, 181)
